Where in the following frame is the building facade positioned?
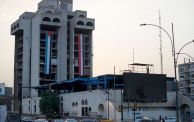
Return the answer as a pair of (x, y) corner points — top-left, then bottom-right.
(178, 62), (194, 97)
(11, 0), (95, 111)
(22, 90), (178, 122)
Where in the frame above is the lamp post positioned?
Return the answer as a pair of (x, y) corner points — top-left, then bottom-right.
(176, 53), (194, 61)
(140, 23), (194, 122)
(176, 40), (194, 62)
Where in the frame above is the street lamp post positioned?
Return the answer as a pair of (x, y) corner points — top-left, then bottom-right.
(176, 40), (194, 62)
(176, 53), (194, 61)
(140, 23), (194, 122)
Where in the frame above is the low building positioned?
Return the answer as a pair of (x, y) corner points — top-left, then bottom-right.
(22, 73), (191, 121)
(22, 89), (179, 122)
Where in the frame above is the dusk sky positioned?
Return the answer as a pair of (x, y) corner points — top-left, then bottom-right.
(0, 0), (194, 87)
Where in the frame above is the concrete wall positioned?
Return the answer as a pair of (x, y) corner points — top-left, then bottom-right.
(22, 97), (41, 114)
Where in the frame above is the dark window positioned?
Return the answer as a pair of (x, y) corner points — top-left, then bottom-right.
(85, 37), (90, 44)
(61, 103), (63, 111)
(61, 97), (63, 101)
(85, 60), (90, 66)
(74, 44), (78, 51)
(89, 107), (92, 111)
(81, 100), (84, 105)
(67, 29), (70, 35)
(67, 22), (70, 28)
(86, 22), (93, 27)
(68, 15), (73, 19)
(40, 33), (45, 39)
(74, 51), (78, 57)
(67, 74), (70, 80)
(74, 67), (79, 73)
(53, 34), (57, 40)
(46, 11), (52, 14)
(42, 17), (51, 22)
(191, 74), (194, 78)
(85, 99), (88, 105)
(85, 107), (88, 116)
(53, 18), (60, 23)
(79, 15), (85, 18)
(82, 107), (84, 116)
(34, 105), (36, 113)
(77, 21), (84, 25)
(67, 59), (70, 65)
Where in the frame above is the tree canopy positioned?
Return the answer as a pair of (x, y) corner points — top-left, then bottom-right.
(39, 91), (59, 115)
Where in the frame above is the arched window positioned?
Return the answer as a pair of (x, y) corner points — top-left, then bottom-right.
(86, 22), (93, 27)
(85, 99), (88, 105)
(53, 18), (60, 23)
(42, 17), (51, 22)
(46, 11), (52, 14)
(16, 23), (19, 27)
(81, 100), (84, 105)
(79, 15), (85, 18)
(72, 102), (75, 106)
(98, 104), (104, 111)
(77, 21), (84, 26)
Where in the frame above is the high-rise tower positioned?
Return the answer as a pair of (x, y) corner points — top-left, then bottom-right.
(11, 0), (95, 111)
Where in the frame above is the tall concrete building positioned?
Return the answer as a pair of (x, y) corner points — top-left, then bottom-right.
(11, 0), (95, 111)
(178, 62), (194, 97)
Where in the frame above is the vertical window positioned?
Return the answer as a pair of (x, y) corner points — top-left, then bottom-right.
(85, 99), (88, 105)
(81, 100), (84, 105)
(179, 67), (184, 72)
(34, 105), (36, 113)
(61, 103), (63, 112)
(82, 107), (84, 116)
(60, 97), (63, 101)
(89, 107), (92, 111)
(85, 107), (88, 116)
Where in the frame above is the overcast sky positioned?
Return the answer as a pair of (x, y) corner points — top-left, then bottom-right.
(0, 0), (194, 87)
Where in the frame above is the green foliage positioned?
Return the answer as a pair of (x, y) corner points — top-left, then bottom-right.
(39, 91), (60, 116)
(0, 98), (4, 105)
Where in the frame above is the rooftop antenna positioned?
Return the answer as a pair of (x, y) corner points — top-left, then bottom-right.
(159, 10), (163, 74)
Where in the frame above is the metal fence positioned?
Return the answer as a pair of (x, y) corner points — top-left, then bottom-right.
(6, 113), (20, 122)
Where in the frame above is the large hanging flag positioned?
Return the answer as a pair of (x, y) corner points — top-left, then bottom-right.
(78, 34), (83, 76)
(44, 31), (52, 75)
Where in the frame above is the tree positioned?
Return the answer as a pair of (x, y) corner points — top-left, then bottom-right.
(39, 90), (60, 116)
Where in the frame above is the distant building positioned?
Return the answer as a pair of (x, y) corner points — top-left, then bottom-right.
(0, 83), (12, 96)
(11, 0), (95, 111)
(178, 62), (194, 97)
(0, 83), (13, 111)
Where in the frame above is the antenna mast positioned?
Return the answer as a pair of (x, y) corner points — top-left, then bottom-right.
(159, 10), (163, 74)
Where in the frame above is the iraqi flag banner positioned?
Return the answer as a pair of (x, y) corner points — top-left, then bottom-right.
(44, 31), (52, 75)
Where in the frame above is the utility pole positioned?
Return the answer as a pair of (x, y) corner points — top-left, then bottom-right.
(113, 66), (116, 122)
(159, 10), (163, 74)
